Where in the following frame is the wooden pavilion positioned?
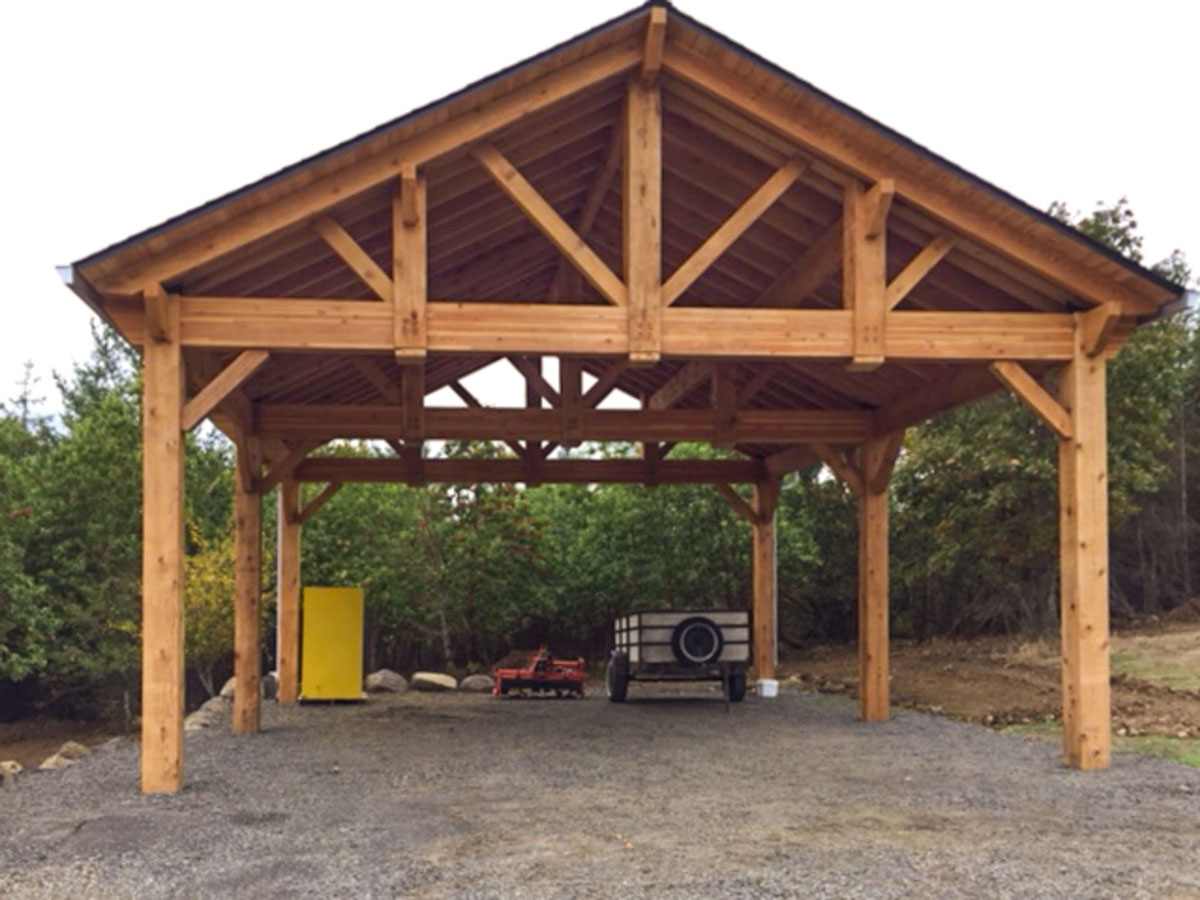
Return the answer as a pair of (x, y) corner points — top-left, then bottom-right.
(61, 3), (1186, 793)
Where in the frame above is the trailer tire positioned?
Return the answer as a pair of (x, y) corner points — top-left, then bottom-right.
(728, 672), (747, 702)
(671, 616), (724, 666)
(606, 651), (629, 702)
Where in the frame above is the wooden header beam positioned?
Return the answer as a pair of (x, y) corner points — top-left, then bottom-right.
(118, 298), (1082, 362)
(258, 405), (871, 444)
(295, 456), (763, 484)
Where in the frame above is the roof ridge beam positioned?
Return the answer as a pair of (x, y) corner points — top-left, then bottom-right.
(640, 6), (668, 87)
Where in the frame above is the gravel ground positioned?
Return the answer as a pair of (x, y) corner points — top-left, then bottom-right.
(2, 685), (1198, 899)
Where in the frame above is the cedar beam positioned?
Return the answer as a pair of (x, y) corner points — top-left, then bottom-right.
(182, 349), (270, 432)
(752, 479), (780, 680)
(811, 441), (862, 495)
(640, 6), (667, 86)
(294, 457), (764, 484)
(276, 479), (301, 705)
(394, 168), (428, 361)
(845, 180), (892, 370)
(662, 157), (807, 306)
(858, 434), (891, 722)
(886, 235), (954, 310)
(582, 362), (628, 407)
(625, 76), (663, 364)
(715, 483), (759, 525)
(402, 365), (425, 441)
(140, 285), (184, 793)
(648, 360), (713, 410)
(257, 405), (872, 444)
(232, 452), (261, 735)
(561, 358), (583, 445)
(752, 219), (841, 309)
(296, 481), (343, 526)
(160, 298), (1083, 362)
(1058, 325), (1111, 769)
(260, 438), (326, 493)
(312, 216), (392, 301)
(989, 360), (1073, 440)
(509, 356), (562, 407)
(473, 144), (627, 307)
(1080, 302), (1120, 357)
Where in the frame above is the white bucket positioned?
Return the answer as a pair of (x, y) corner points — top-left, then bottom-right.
(755, 678), (778, 698)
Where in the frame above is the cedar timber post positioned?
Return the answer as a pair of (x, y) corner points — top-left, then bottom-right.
(624, 73), (662, 365)
(394, 166), (427, 361)
(232, 442), (262, 734)
(751, 479), (779, 681)
(140, 286), (185, 793)
(844, 179), (893, 371)
(857, 435), (893, 721)
(276, 479), (301, 705)
(1058, 322), (1111, 769)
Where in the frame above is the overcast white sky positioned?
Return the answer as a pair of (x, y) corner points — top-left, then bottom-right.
(2, 0), (1196, 411)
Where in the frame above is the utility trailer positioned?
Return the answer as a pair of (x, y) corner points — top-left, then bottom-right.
(606, 609), (750, 702)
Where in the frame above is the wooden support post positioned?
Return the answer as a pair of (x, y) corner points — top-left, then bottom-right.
(402, 364), (425, 441)
(276, 479), (301, 705)
(625, 76), (662, 365)
(561, 358), (582, 446)
(394, 167), (427, 360)
(844, 180), (892, 370)
(232, 446), (261, 734)
(751, 480), (779, 681)
(140, 286), (185, 793)
(858, 435), (891, 721)
(1058, 326), (1111, 769)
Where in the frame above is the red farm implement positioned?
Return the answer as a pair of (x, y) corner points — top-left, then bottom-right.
(493, 647), (586, 697)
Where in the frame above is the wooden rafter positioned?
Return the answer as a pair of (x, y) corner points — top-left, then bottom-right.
(582, 362), (628, 407)
(752, 218), (841, 308)
(473, 144), (627, 306)
(548, 125), (623, 300)
(351, 358), (401, 404)
(509, 356), (561, 407)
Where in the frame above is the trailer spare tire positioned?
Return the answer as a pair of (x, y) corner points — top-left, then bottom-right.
(606, 651), (629, 702)
(671, 616), (723, 666)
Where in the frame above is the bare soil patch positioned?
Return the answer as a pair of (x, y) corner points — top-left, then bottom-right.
(781, 625), (1200, 740)
(0, 718), (121, 768)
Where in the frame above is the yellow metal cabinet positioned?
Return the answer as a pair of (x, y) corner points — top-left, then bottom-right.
(300, 586), (366, 700)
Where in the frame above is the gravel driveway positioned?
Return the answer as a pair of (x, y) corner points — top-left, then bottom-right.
(2, 685), (1198, 899)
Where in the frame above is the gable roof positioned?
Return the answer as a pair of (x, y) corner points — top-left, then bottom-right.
(66, 1), (1181, 313)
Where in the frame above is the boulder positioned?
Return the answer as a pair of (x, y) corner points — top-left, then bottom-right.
(0, 760), (21, 788)
(459, 674), (494, 693)
(57, 741), (91, 761)
(38, 753), (75, 771)
(262, 670), (279, 700)
(220, 677), (236, 699)
(185, 696), (230, 732)
(410, 672), (458, 692)
(365, 669), (407, 693)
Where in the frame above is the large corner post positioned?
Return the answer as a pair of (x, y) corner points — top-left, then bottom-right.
(858, 437), (891, 722)
(751, 480), (779, 680)
(276, 479), (301, 705)
(232, 449), (262, 734)
(1058, 327), (1111, 769)
(140, 288), (185, 793)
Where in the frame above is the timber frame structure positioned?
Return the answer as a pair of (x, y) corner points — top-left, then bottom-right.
(61, 3), (1185, 793)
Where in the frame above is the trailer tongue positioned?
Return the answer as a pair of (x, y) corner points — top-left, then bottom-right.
(493, 646), (586, 697)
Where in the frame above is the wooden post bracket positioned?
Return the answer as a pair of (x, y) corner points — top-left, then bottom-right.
(989, 360), (1073, 440)
(182, 350), (270, 432)
(296, 481), (343, 526)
